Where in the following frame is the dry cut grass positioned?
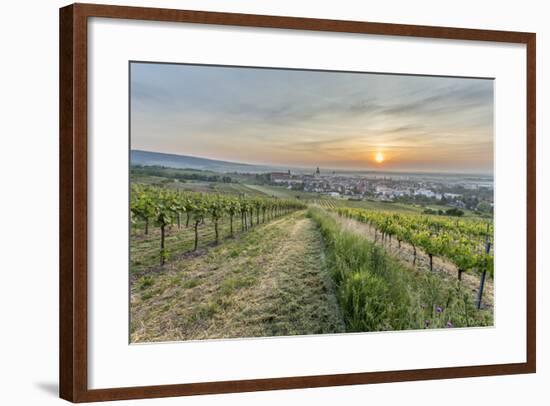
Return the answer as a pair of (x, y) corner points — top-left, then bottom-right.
(130, 211), (345, 342)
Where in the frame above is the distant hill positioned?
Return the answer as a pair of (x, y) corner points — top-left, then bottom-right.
(130, 150), (491, 180)
(130, 150), (281, 174)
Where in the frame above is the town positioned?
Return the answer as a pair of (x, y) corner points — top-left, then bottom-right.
(265, 167), (494, 214)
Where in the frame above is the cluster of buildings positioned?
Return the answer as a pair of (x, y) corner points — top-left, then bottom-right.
(267, 167), (487, 208)
(373, 186), (461, 201)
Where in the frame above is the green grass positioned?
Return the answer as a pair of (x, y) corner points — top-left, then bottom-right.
(307, 207), (492, 332)
(312, 198), (489, 219)
(212, 183), (266, 195)
(242, 184), (326, 200)
(239, 183), (294, 198)
(131, 211), (260, 276)
(138, 275), (154, 290)
(342, 199), (422, 213)
(176, 182), (269, 196)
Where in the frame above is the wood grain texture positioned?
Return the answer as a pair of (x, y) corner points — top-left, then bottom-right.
(525, 34), (536, 372)
(59, 4), (74, 401)
(59, 2), (536, 402)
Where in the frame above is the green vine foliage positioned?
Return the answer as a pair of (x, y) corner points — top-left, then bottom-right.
(335, 207), (493, 279)
(131, 184), (306, 264)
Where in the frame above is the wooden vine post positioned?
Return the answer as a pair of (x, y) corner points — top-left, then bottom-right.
(476, 223), (491, 310)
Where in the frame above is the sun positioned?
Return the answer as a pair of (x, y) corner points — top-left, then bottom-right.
(374, 152), (385, 163)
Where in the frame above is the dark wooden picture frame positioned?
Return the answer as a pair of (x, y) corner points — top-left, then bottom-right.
(59, 3), (536, 402)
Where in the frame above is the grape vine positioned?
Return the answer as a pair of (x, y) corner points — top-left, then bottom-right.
(335, 207), (494, 281)
(131, 184), (306, 265)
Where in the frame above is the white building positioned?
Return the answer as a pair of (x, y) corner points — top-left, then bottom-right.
(414, 188), (436, 198)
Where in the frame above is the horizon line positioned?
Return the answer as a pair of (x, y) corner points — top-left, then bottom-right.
(131, 149), (494, 178)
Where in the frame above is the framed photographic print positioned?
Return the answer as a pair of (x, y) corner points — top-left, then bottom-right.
(59, 3), (536, 402)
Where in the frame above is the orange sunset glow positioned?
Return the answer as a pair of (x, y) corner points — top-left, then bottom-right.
(131, 63), (494, 174)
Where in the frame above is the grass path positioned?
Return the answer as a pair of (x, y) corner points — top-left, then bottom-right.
(327, 210), (494, 309)
(131, 211), (345, 342)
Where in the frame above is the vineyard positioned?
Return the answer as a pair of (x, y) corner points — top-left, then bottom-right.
(333, 207), (493, 308)
(307, 208), (492, 331)
(131, 184), (306, 268)
(130, 181), (494, 341)
(310, 198), (424, 214)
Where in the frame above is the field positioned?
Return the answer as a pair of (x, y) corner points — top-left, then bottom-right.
(240, 183), (326, 200)
(130, 170), (494, 342)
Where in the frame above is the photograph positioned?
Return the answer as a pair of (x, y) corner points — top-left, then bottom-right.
(129, 62), (495, 343)
(0, 0), (541, 403)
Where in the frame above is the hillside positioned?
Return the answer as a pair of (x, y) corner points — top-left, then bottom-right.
(131, 149), (278, 174)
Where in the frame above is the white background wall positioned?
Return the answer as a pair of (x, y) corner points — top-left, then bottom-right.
(0, 0), (546, 404)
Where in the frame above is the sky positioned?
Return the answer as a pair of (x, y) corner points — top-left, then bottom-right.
(130, 62), (494, 174)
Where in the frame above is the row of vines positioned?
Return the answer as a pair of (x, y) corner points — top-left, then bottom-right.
(335, 207), (493, 309)
(131, 184), (306, 266)
(310, 199), (339, 209)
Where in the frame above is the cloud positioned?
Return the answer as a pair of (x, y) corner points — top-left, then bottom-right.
(130, 62), (494, 173)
